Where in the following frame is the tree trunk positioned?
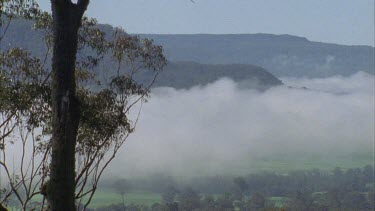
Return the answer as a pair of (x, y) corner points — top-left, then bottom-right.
(49, 0), (89, 210)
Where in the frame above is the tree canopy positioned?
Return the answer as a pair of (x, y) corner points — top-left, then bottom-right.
(0, 1), (166, 210)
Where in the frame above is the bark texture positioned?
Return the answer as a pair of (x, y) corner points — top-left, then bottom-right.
(49, 0), (89, 210)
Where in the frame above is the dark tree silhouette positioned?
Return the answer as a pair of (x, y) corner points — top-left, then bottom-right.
(48, 0), (89, 210)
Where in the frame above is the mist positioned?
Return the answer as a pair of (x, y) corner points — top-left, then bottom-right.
(106, 72), (374, 178)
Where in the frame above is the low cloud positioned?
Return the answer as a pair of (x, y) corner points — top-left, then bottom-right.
(106, 72), (374, 178)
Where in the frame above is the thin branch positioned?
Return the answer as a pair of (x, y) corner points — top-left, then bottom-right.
(0, 162), (23, 205)
(0, 16), (13, 41)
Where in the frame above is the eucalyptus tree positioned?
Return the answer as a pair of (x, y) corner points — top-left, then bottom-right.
(0, 1), (166, 210)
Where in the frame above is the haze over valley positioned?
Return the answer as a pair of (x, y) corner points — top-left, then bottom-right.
(109, 71), (374, 178)
(1, 13), (374, 182)
(0, 1), (374, 209)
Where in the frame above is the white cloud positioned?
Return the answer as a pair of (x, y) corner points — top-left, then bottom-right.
(98, 72), (375, 177)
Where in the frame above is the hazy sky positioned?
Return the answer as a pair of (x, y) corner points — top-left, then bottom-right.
(38, 0), (374, 46)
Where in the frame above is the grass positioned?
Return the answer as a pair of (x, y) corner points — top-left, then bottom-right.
(5, 151), (373, 209)
(241, 150), (374, 174)
(268, 197), (289, 208)
(4, 191), (161, 210)
(82, 191), (161, 209)
(72, 151), (375, 209)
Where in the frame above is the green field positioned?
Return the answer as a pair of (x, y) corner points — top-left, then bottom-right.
(269, 197), (288, 208)
(82, 191), (161, 209)
(4, 151), (373, 210)
(4, 191), (160, 210)
(83, 192), (290, 209)
(82, 151), (374, 209)
(241, 151), (374, 174)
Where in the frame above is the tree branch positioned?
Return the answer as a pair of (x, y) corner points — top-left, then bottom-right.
(77, 0), (89, 13)
(50, 0), (71, 6)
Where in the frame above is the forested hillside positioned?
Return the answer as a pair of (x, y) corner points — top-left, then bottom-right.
(0, 18), (282, 90)
(139, 34), (374, 77)
(4, 17), (374, 87)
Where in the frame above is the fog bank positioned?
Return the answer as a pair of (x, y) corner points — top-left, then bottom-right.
(108, 72), (374, 178)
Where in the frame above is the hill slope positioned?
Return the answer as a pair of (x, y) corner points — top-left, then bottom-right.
(0, 18), (282, 89)
(136, 61), (282, 89)
(2, 18), (374, 78)
(138, 34), (375, 77)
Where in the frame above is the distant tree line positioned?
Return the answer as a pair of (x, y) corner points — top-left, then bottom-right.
(96, 165), (374, 210)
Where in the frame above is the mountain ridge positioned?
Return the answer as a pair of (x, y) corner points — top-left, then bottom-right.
(135, 32), (372, 47)
(137, 33), (374, 77)
(0, 18), (282, 90)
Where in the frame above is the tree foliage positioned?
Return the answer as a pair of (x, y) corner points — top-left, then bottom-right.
(0, 1), (166, 210)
